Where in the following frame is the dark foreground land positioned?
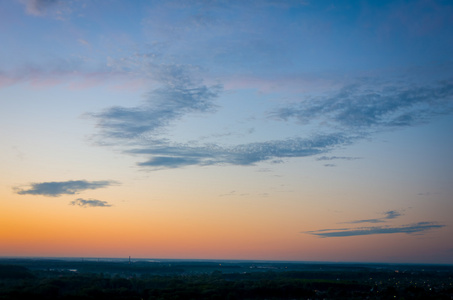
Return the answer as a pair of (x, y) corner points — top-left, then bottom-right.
(1, 258), (452, 299)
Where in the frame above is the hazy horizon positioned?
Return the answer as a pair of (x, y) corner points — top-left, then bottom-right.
(3, 256), (453, 266)
(1, 0), (453, 264)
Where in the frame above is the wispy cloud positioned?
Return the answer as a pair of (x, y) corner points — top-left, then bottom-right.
(272, 80), (453, 131)
(0, 65), (128, 89)
(84, 13), (453, 172)
(343, 210), (403, 224)
(128, 133), (352, 169)
(90, 54), (224, 142)
(91, 68), (453, 169)
(92, 51), (358, 169)
(19, 0), (78, 20)
(21, 0), (59, 16)
(417, 191), (440, 197)
(14, 180), (118, 197)
(306, 210), (444, 238)
(316, 156), (362, 161)
(94, 84), (222, 140)
(305, 222), (445, 238)
(69, 198), (112, 208)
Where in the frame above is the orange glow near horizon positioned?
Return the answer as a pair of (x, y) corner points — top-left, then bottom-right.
(2, 190), (450, 264)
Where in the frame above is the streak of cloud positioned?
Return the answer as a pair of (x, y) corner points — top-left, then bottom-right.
(316, 156), (362, 161)
(130, 133), (352, 169)
(14, 180), (118, 197)
(304, 222), (445, 238)
(344, 210), (403, 224)
(69, 198), (112, 208)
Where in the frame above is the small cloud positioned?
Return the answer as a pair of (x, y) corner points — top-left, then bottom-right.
(12, 146), (26, 160)
(219, 190), (236, 197)
(324, 163), (336, 167)
(138, 156), (203, 168)
(417, 192), (440, 196)
(218, 190), (250, 197)
(271, 159), (284, 164)
(304, 222), (445, 238)
(20, 0), (76, 20)
(384, 210), (402, 219)
(316, 156), (362, 161)
(345, 218), (385, 224)
(77, 39), (90, 46)
(21, 0), (59, 16)
(70, 198), (112, 208)
(256, 168), (272, 172)
(14, 180), (118, 197)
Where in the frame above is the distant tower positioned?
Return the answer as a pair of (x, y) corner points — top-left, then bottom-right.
(129, 256), (131, 264)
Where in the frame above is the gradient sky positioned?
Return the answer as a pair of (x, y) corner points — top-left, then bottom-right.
(1, 0), (453, 264)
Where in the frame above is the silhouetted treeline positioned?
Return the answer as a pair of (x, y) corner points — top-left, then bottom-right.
(1, 260), (452, 299)
(0, 264), (35, 280)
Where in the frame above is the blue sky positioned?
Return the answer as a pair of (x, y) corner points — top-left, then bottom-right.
(1, 0), (453, 263)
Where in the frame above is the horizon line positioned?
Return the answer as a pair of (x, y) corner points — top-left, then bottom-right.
(1, 256), (452, 266)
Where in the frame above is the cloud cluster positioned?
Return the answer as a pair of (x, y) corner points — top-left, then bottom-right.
(92, 52), (369, 169)
(10, 1), (453, 171)
(95, 53), (356, 168)
(14, 180), (117, 197)
(70, 198), (112, 208)
(92, 78), (453, 169)
(82, 4), (453, 171)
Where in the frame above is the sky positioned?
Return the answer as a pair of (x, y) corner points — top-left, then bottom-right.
(1, 0), (453, 264)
